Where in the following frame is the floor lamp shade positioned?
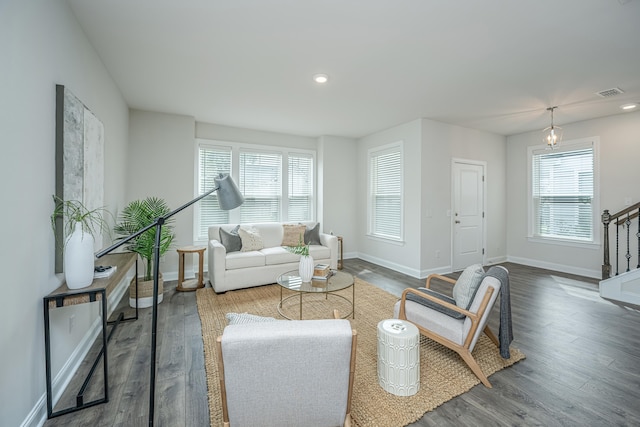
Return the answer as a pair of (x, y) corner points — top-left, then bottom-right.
(214, 173), (244, 211)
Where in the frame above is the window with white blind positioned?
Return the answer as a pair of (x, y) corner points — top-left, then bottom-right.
(529, 138), (599, 244)
(368, 142), (403, 241)
(239, 150), (282, 223)
(195, 140), (315, 241)
(288, 154), (314, 221)
(196, 145), (232, 240)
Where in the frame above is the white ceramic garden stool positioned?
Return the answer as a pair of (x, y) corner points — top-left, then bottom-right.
(377, 319), (420, 396)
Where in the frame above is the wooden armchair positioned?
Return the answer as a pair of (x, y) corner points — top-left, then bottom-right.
(216, 319), (357, 427)
(394, 266), (506, 388)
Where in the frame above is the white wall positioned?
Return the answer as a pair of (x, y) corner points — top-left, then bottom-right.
(355, 118), (506, 278)
(318, 136), (358, 258)
(449, 121), (508, 266)
(196, 122), (317, 150)
(0, 1), (129, 425)
(506, 111), (640, 278)
(127, 119), (358, 278)
(420, 119), (507, 274)
(357, 119), (424, 277)
(127, 110), (196, 279)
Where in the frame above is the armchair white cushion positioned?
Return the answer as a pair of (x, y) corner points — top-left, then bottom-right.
(216, 319), (357, 427)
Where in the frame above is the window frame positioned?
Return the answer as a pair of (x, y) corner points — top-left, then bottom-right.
(527, 136), (600, 248)
(367, 141), (404, 243)
(194, 139), (316, 242)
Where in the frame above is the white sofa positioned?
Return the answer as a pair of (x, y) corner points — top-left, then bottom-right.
(207, 222), (338, 293)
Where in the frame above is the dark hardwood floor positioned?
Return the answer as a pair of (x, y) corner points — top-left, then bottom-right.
(44, 260), (640, 426)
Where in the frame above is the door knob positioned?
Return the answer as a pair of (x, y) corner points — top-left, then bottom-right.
(455, 220), (461, 224)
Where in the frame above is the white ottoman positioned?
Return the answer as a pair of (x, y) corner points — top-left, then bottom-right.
(377, 319), (420, 396)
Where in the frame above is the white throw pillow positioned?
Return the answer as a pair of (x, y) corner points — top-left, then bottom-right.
(452, 264), (485, 310)
(225, 312), (277, 325)
(238, 226), (264, 252)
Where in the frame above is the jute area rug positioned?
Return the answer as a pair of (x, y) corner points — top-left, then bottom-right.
(196, 278), (525, 427)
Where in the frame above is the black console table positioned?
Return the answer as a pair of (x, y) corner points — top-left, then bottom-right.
(43, 252), (138, 419)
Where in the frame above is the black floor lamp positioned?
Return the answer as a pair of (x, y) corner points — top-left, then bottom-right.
(96, 173), (244, 426)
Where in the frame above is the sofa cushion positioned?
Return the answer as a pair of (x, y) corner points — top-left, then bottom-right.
(452, 264), (485, 310)
(261, 246), (299, 265)
(225, 251), (265, 270)
(303, 222), (322, 245)
(282, 224), (307, 247)
(250, 223), (284, 248)
(219, 225), (241, 253)
(308, 244), (330, 260)
(238, 226), (264, 252)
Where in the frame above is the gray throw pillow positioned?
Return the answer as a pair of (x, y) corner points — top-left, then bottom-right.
(452, 264), (485, 310)
(225, 312), (278, 325)
(303, 223), (321, 245)
(219, 225), (241, 253)
(406, 288), (465, 319)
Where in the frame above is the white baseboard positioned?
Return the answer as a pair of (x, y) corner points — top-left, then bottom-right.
(343, 251), (358, 260)
(24, 267), (134, 427)
(356, 253), (425, 279)
(507, 255), (600, 279)
(161, 269), (194, 282)
(419, 265), (453, 278)
(486, 256), (508, 266)
(20, 395), (46, 427)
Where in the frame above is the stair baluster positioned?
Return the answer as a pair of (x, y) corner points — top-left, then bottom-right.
(602, 202), (640, 280)
(626, 213), (631, 272)
(616, 222), (620, 276)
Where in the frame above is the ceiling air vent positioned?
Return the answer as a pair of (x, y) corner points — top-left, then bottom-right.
(596, 87), (624, 98)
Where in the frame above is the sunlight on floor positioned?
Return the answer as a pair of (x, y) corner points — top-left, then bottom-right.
(551, 275), (615, 305)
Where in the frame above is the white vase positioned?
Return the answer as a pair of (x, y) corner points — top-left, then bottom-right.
(64, 222), (95, 289)
(299, 255), (314, 282)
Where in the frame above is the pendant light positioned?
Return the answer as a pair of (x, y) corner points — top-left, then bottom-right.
(543, 106), (562, 149)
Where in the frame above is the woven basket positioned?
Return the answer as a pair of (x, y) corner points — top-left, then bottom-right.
(130, 273), (164, 299)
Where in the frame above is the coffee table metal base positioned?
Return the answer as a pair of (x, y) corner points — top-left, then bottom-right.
(277, 290), (354, 320)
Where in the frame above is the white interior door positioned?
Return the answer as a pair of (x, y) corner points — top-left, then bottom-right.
(452, 160), (485, 271)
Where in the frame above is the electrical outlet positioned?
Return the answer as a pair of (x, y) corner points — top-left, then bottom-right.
(69, 315), (76, 333)
(624, 197), (632, 206)
(435, 250), (441, 259)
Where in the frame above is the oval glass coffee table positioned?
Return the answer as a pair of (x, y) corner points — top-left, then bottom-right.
(276, 270), (355, 320)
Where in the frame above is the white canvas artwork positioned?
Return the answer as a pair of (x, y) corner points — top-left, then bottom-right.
(55, 85), (105, 272)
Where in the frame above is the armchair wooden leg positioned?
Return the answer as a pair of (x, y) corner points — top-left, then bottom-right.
(459, 349), (492, 388)
(484, 325), (499, 347)
(344, 413), (352, 427)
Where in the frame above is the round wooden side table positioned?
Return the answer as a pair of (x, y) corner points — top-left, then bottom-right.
(176, 246), (206, 292)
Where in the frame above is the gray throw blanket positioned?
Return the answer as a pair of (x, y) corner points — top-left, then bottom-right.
(484, 266), (513, 359)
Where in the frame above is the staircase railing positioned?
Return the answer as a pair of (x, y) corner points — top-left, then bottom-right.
(602, 202), (640, 279)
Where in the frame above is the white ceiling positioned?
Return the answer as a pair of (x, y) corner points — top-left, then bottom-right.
(67, 0), (640, 139)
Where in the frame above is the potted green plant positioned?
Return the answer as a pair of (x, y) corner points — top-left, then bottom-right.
(114, 197), (175, 308)
(286, 235), (313, 282)
(51, 196), (110, 289)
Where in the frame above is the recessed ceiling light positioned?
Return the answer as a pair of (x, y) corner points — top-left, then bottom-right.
(620, 103), (638, 111)
(313, 73), (329, 84)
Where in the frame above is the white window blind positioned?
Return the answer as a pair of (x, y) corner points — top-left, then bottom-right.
(369, 143), (402, 240)
(196, 141), (315, 240)
(531, 144), (594, 241)
(197, 145), (231, 239)
(288, 154), (314, 222)
(239, 151), (282, 223)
